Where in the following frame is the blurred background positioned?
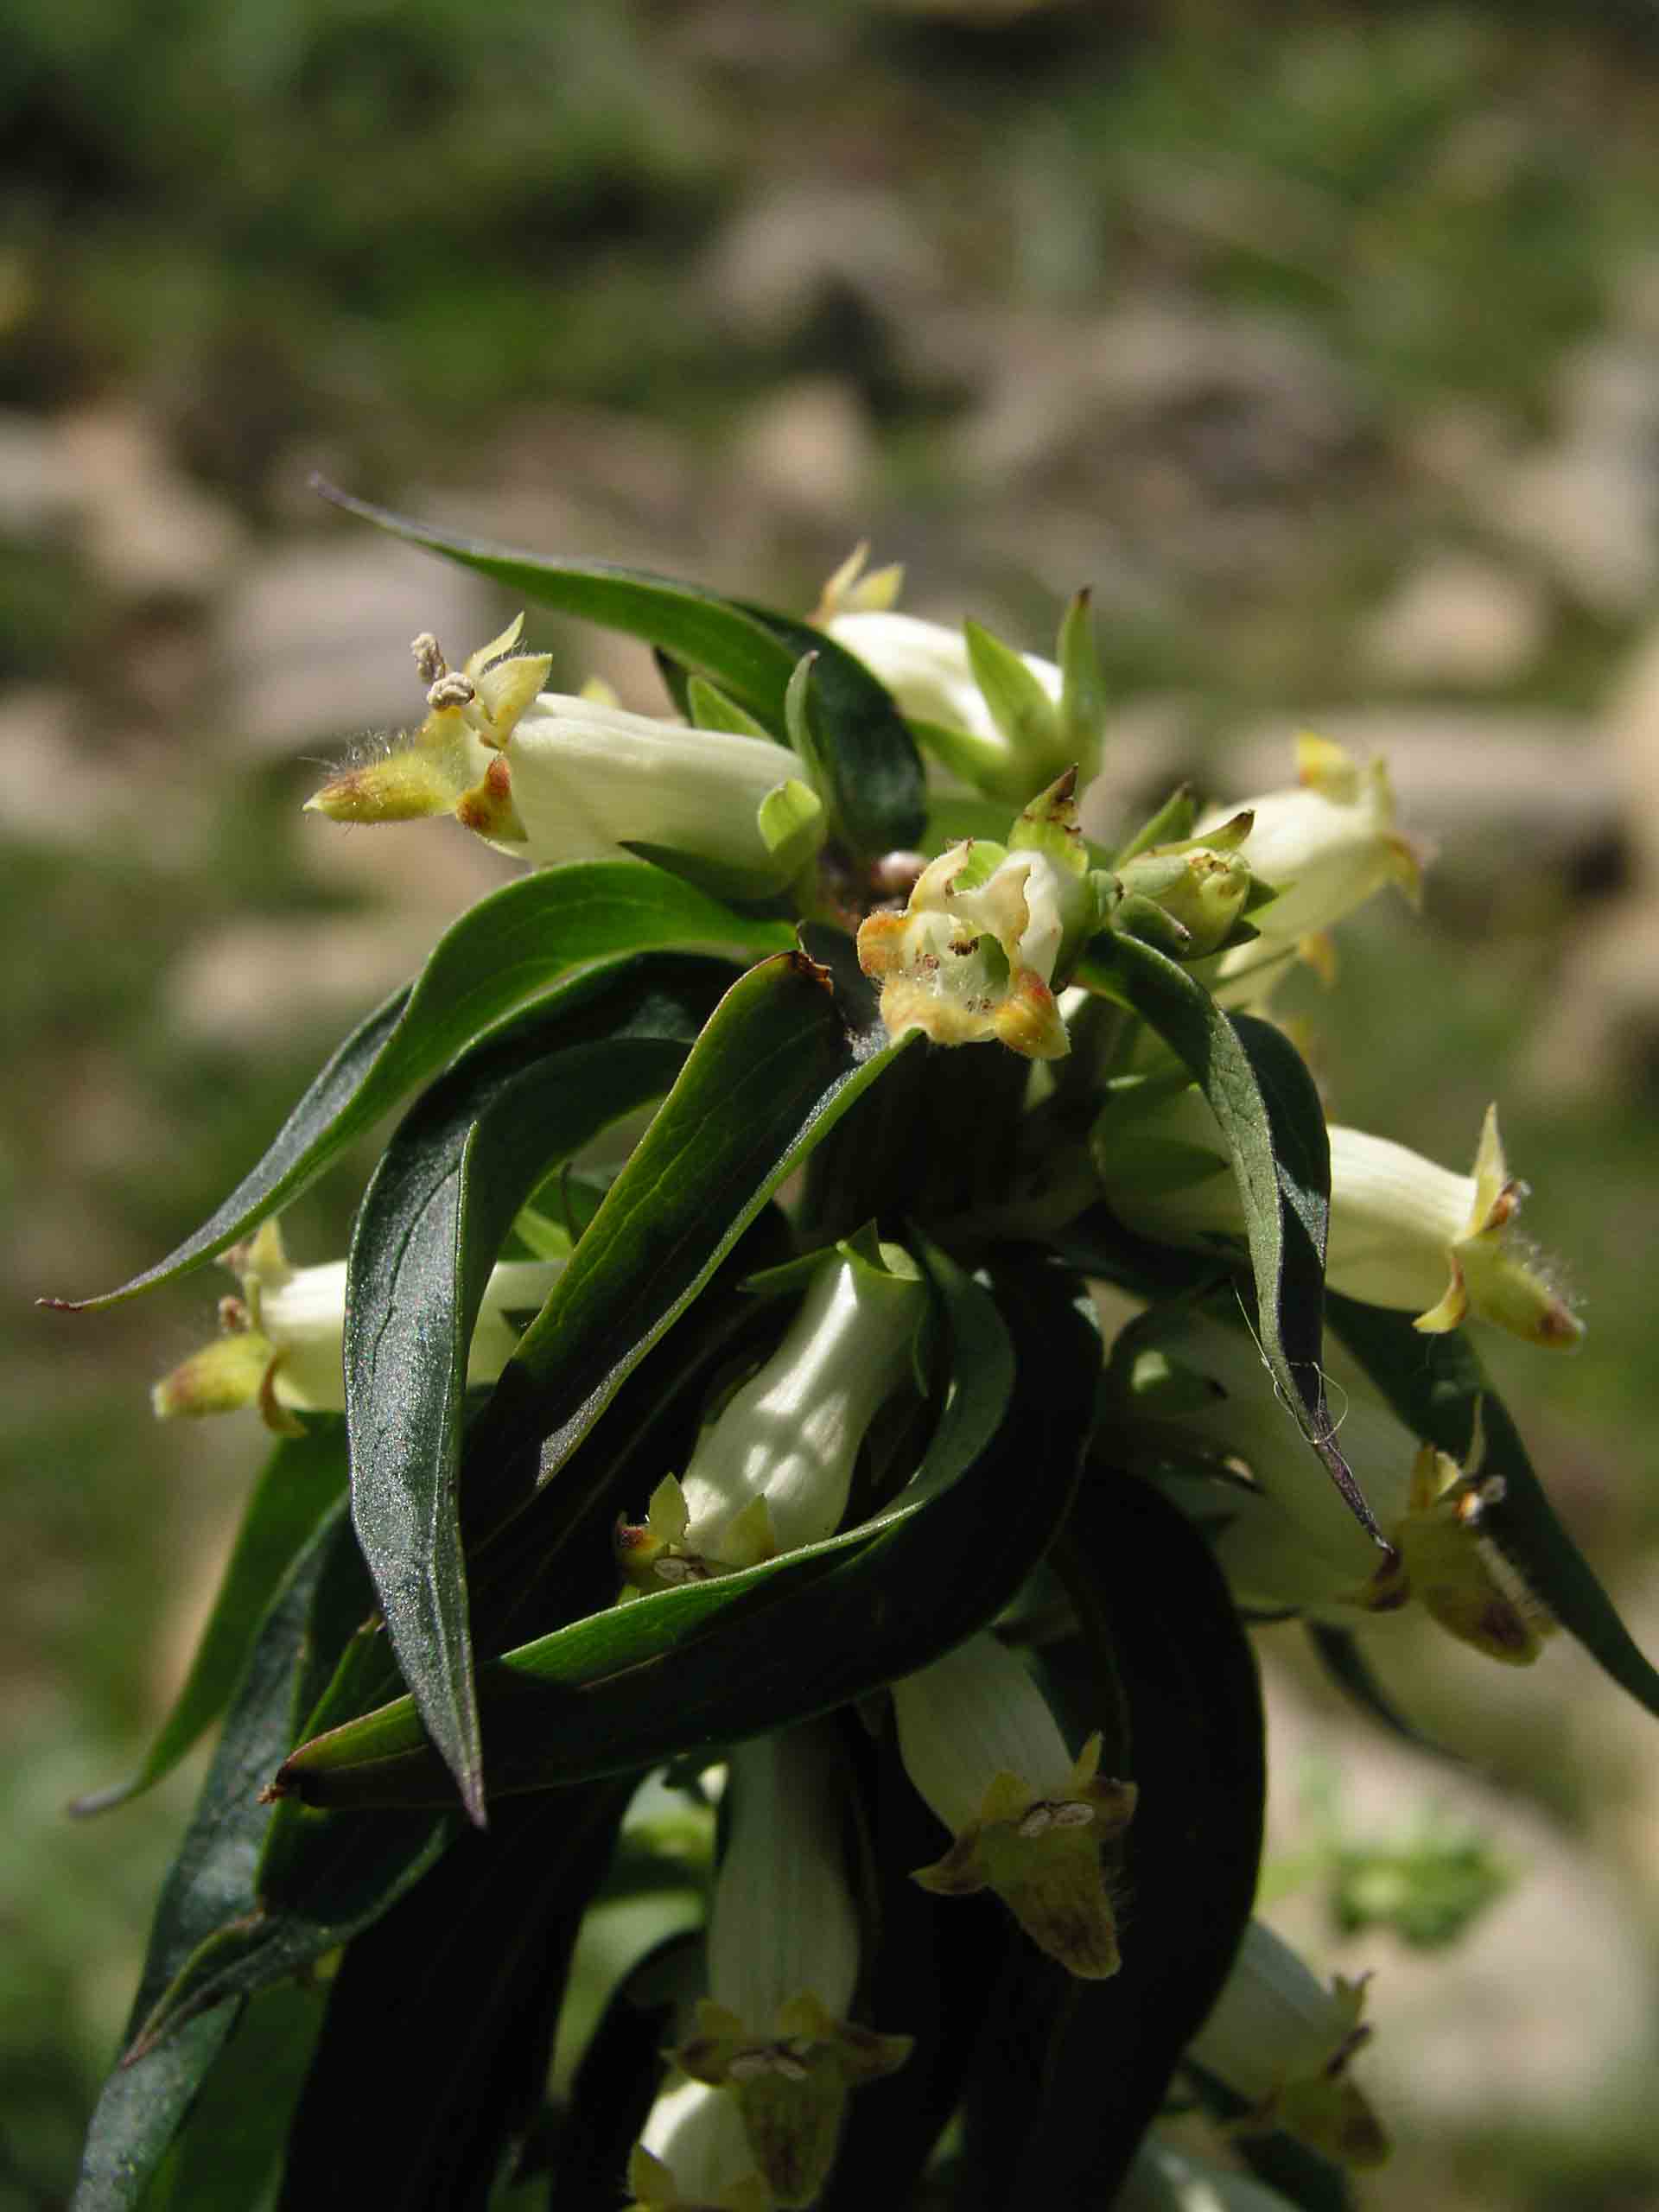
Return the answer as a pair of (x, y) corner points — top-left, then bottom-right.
(5, 1), (1659, 2203)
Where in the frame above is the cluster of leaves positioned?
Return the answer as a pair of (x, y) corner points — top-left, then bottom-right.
(64, 508), (1659, 2212)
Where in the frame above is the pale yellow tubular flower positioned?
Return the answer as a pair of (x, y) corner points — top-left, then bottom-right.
(1187, 1921), (1389, 2171)
(892, 1629), (1135, 1980)
(1114, 1310), (1559, 1664)
(614, 1241), (927, 1596)
(1092, 1084), (1580, 1351)
(1198, 734), (1422, 1006)
(151, 1219), (563, 1430)
(308, 620), (817, 896)
(674, 1725), (910, 2209)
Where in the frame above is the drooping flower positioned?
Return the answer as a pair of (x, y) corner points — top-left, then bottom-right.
(856, 773), (1110, 1059)
(615, 1236), (929, 1594)
(307, 620), (823, 899)
(891, 1629), (1135, 1979)
(1091, 1083), (1581, 1351)
(1186, 1920), (1389, 2169)
(1109, 1309), (1559, 1664)
(150, 1218), (562, 1432)
(673, 1725), (911, 2208)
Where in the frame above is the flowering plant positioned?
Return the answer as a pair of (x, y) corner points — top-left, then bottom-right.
(59, 499), (1652, 2212)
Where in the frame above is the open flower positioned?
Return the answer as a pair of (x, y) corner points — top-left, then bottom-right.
(891, 1629), (1135, 1978)
(308, 620), (821, 899)
(856, 774), (1109, 1059)
(615, 1237), (929, 1593)
(673, 1725), (910, 2208)
(150, 1219), (562, 1433)
(1187, 1920), (1388, 2169)
(1091, 1084), (1581, 1351)
(1197, 734), (1422, 1005)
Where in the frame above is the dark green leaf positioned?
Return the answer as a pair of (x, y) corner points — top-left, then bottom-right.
(741, 606), (925, 858)
(276, 1784), (630, 2212)
(956, 1473), (1265, 2209)
(1083, 933), (1379, 1542)
(1329, 1295), (1659, 1723)
(73, 1507), (348, 2207)
(274, 1260), (1087, 1807)
(346, 953), (734, 1823)
(60, 863), (790, 1308)
(315, 481), (804, 715)
(555, 1932), (702, 2209)
(138, 1984), (326, 2212)
(72, 1421), (348, 1818)
(123, 1522), (453, 2062)
(455, 944), (916, 1514)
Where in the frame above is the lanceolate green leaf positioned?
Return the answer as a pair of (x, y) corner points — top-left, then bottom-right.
(1329, 1295), (1659, 1724)
(70, 1421), (348, 1818)
(1084, 932), (1378, 1541)
(346, 954), (734, 1824)
(315, 481), (805, 715)
(73, 1508), (347, 2208)
(957, 1474), (1265, 2209)
(456, 945), (917, 1513)
(273, 1262), (1087, 1808)
(57, 863), (791, 1309)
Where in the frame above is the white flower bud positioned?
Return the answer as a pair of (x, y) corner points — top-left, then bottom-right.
(892, 1630), (1135, 1979)
(151, 1219), (561, 1428)
(618, 1242), (927, 1591)
(827, 609), (1063, 797)
(1188, 1921), (1388, 2169)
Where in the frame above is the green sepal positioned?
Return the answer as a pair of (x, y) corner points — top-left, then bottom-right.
(1056, 588), (1107, 788)
(689, 674), (774, 738)
(1112, 784), (1197, 868)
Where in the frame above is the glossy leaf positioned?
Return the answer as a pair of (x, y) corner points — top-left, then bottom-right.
(139, 1984), (326, 2212)
(273, 1260), (1090, 1808)
(1330, 1294), (1659, 1723)
(71, 1421), (348, 1818)
(276, 1783), (631, 2212)
(60, 862), (790, 1308)
(315, 480), (809, 716)
(1083, 932), (1378, 1541)
(956, 1473), (1266, 2209)
(73, 1507), (348, 2206)
(453, 943), (916, 1514)
(346, 953), (733, 1822)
